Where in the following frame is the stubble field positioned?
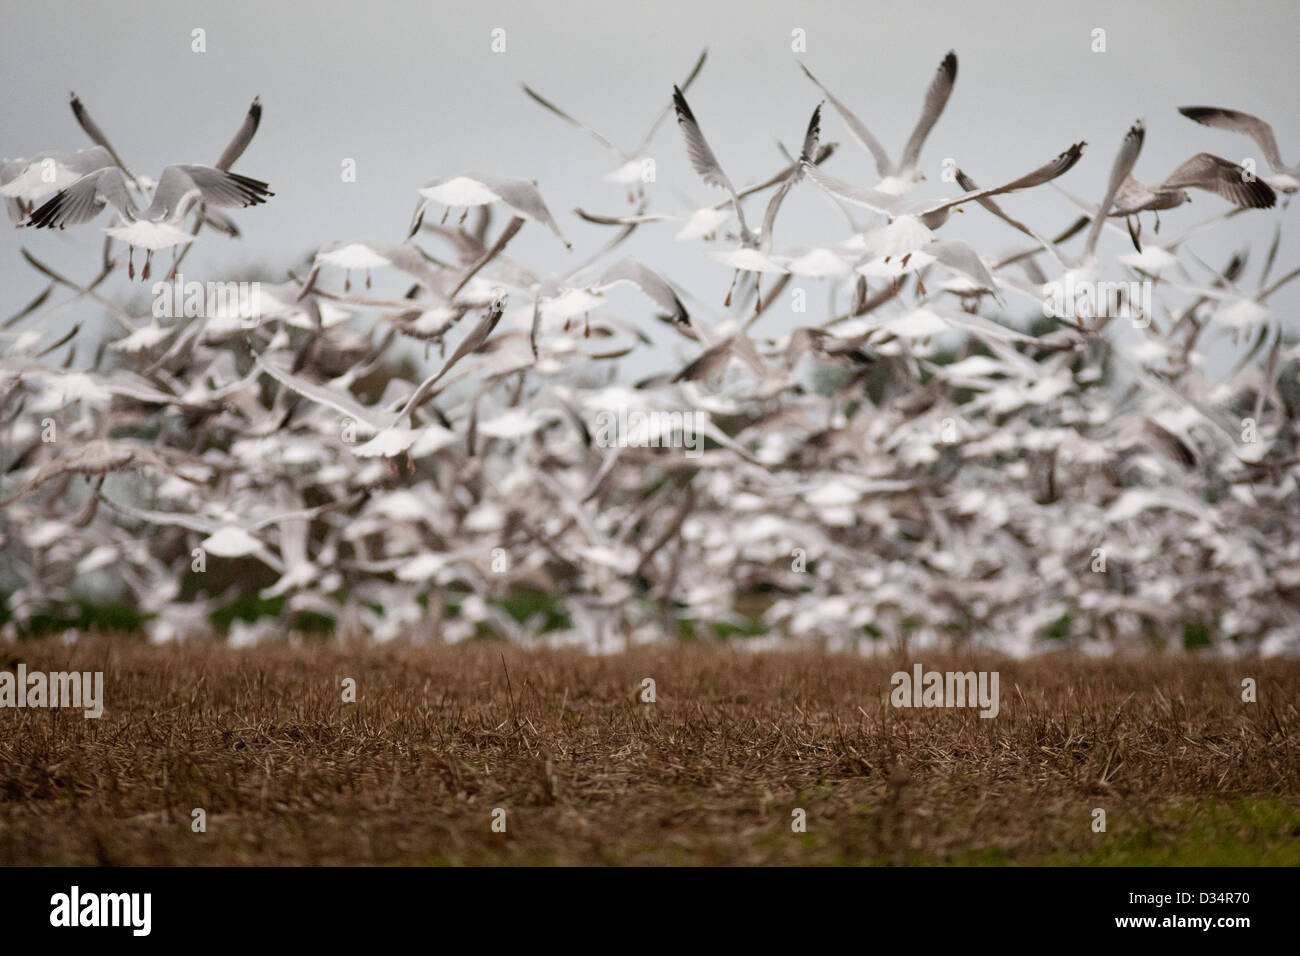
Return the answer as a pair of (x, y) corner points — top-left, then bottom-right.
(1, 639), (1297, 866)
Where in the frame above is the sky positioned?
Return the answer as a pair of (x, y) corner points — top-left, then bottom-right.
(2, 0), (1297, 375)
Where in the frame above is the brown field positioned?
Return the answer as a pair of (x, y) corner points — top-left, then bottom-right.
(0, 639), (1297, 866)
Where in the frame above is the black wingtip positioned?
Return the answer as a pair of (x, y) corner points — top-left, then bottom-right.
(671, 85), (695, 128)
(25, 192), (64, 229)
(1248, 177), (1277, 209)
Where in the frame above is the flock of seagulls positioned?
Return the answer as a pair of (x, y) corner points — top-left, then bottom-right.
(1, 52), (1298, 655)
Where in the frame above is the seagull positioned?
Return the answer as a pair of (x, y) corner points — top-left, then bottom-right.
(800, 51), (957, 195)
(1110, 153), (1276, 220)
(1058, 127), (1274, 252)
(24, 163), (273, 279)
(1178, 105), (1299, 193)
(408, 174), (570, 248)
(804, 141), (1083, 295)
(1, 91), (148, 221)
(525, 256), (689, 353)
(672, 87), (821, 308)
(522, 49), (707, 198)
(804, 140), (1085, 230)
(1, 147), (117, 223)
(57, 92), (264, 246)
(299, 240), (446, 294)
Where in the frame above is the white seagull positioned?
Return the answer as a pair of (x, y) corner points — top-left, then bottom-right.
(800, 51), (957, 196)
(522, 48), (708, 196)
(24, 163), (273, 279)
(672, 86), (822, 308)
(408, 174), (570, 248)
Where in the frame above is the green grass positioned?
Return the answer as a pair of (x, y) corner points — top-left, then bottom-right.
(1041, 798), (1300, 866)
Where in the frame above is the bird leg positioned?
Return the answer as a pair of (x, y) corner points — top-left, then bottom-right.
(441, 206), (450, 225)
(366, 269), (372, 290)
(1154, 212), (1161, 234)
(141, 250), (152, 281)
(127, 247), (135, 280)
(458, 209), (468, 225)
(754, 277), (762, 314)
(168, 247), (179, 281)
(723, 269), (739, 307)
(344, 270), (352, 292)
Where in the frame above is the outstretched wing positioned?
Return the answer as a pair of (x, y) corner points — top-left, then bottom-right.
(156, 164), (273, 219)
(216, 96), (263, 171)
(597, 258), (689, 325)
(633, 48), (709, 156)
(759, 103), (823, 248)
(1085, 120), (1144, 257)
(25, 166), (135, 228)
(69, 93), (136, 181)
(802, 160), (904, 216)
(899, 51), (958, 171)
(955, 168), (1035, 237)
(1162, 153), (1276, 209)
(1178, 106), (1286, 173)
(799, 63), (893, 178)
(472, 175), (570, 248)
(923, 142), (1086, 217)
(672, 85), (747, 235)
(521, 83), (620, 154)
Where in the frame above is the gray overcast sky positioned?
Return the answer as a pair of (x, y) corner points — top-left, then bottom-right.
(3, 0), (1297, 374)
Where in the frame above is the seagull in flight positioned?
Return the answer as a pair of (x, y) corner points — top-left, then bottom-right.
(1178, 105), (1298, 194)
(800, 51), (957, 196)
(672, 86), (822, 309)
(804, 140), (1084, 295)
(522, 48), (708, 199)
(25, 164), (273, 279)
(1058, 123), (1274, 252)
(408, 174), (570, 249)
(803, 141), (1085, 230)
